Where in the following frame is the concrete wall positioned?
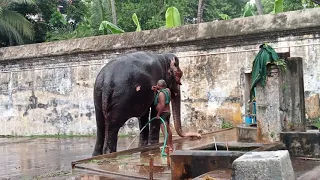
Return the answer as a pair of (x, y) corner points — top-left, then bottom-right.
(1, 9), (320, 136)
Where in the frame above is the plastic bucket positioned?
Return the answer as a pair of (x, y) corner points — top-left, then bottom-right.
(245, 115), (253, 125)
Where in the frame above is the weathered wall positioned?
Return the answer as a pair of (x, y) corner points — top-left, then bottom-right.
(1, 9), (320, 136)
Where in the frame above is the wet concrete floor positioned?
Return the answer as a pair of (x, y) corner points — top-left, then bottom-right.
(74, 129), (239, 179)
(0, 136), (138, 180)
(2, 131), (320, 180)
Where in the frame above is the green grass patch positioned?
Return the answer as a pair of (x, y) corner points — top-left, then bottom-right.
(312, 119), (320, 129)
(118, 133), (134, 138)
(221, 120), (233, 129)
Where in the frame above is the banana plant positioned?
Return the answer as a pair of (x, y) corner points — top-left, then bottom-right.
(242, 2), (255, 17)
(165, 6), (181, 28)
(272, 0), (284, 13)
(132, 13), (141, 32)
(99, 21), (124, 35)
(219, 14), (231, 20)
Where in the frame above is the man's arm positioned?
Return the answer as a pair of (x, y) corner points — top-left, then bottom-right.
(156, 92), (165, 118)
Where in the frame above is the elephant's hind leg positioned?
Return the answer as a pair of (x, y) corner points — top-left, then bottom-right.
(102, 112), (124, 154)
(92, 106), (105, 156)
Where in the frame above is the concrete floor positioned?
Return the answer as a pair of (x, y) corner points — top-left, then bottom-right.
(0, 137), (138, 180)
(1, 135), (320, 180)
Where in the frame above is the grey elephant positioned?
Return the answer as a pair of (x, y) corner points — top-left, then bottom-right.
(92, 51), (201, 156)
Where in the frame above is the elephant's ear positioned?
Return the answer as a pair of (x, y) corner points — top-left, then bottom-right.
(170, 58), (182, 85)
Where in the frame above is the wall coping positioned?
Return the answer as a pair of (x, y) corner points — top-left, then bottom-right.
(1, 8), (320, 61)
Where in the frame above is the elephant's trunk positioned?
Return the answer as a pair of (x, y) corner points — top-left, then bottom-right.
(171, 85), (185, 137)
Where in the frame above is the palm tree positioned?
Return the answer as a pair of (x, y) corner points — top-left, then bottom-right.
(0, 0), (34, 46)
(255, 0), (264, 15)
(197, 0), (205, 24)
(110, 0), (117, 25)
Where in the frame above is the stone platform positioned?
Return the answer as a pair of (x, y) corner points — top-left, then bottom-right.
(231, 150), (295, 180)
(280, 132), (320, 158)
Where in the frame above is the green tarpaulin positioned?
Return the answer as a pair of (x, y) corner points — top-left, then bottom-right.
(250, 44), (281, 101)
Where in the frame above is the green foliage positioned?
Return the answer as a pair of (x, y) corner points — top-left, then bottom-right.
(132, 13), (141, 32)
(65, 0), (90, 24)
(2, 0), (319, 46)
(270, 132), (275, 138)
(204, 0), (249, 21)
(49, 11), (67, 28)
(261, 0), (318, 14)
(46, 24), (74, 41)
(0, 0), (34, 46)
(274, 58), (287, 71)
(221, 120), (233, 129)
(311, 118), (320, 129)
(165, 7), (181, 28)
(99, 21), (124, 34)
(273, 0), (284, 13)
(242, 2), (255, 17)
(90, 0), (111, 33)
(219, 14), (231, 20)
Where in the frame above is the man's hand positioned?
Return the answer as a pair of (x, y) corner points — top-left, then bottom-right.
(156, 115), (160, 119)
(151, 86), (158, 92)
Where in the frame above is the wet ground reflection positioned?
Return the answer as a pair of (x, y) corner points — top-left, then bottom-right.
(0, 137), (138, 179)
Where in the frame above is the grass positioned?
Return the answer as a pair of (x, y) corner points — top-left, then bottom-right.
(221, 120), (233, 129)
(306, 118), (320, 129)
(30, 170), (71, 179)
(312, 118), (320, 129)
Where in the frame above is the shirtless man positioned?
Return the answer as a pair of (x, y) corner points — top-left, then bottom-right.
(152, 79), (174, 151)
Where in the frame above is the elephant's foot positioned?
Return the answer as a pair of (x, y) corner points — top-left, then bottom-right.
(138, 140), (148, 147)
(92, 143), (103, 157)
(92, 150), (102, 157)
(149, 139), (159, 145)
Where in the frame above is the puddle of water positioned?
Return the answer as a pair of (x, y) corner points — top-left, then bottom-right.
(291, 158), (320, 178)
(0, 137), (137, 179)
(0, 129), (240, 179)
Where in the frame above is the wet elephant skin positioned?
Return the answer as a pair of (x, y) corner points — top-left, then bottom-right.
(92, 51), (183, 156)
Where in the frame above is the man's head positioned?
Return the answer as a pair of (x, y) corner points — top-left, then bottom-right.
(156, 79), (167, 89)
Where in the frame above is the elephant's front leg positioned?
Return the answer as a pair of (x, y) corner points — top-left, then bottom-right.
(149, 106), (160, 144)
(139, 109), (150, 147)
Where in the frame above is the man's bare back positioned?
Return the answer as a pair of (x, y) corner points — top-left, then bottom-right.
(156, 88), (171, 114)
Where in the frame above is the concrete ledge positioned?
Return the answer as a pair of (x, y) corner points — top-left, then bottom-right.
(280, 132), (320, 158)
(171, 150), (245, 180)
(236, 124), (257, 142)
(1, 8), (320, 61)
(231, 150), (295, 180)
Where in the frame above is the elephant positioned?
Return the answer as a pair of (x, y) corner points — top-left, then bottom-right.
(92, 51), (201, 156)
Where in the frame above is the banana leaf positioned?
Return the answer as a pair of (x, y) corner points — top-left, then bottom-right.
(99, 21), (124, 34)
(165, 7), (181, 28)
(132, 13), (141, 32)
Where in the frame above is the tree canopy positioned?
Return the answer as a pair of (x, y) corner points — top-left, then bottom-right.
(0, 0), (318, 47)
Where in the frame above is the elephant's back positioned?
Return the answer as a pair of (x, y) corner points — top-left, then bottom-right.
(99, 52), (162, 78)
(96, 51), (163, 88)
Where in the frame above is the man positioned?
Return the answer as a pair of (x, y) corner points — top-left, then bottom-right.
(151, 79), (174, 152)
